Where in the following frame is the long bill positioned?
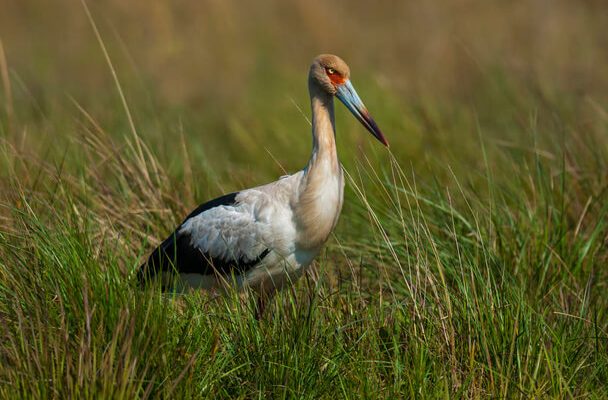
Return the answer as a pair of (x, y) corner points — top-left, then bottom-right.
(335, 80), (389, 147)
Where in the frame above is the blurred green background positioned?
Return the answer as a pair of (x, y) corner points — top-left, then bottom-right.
(2, 0), (607, 179)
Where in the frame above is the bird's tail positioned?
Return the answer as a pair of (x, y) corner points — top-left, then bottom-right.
(136, 246), (168, 288)
(136, 261), (150, 287)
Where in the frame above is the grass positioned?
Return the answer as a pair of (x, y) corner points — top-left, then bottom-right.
(1, 1), (607, 398)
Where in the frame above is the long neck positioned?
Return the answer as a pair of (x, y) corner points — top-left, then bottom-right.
(294, 84), (344, 250)
(306, 85), (339, 175)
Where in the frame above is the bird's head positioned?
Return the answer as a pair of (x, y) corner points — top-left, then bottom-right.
(309, 54), (388, 147)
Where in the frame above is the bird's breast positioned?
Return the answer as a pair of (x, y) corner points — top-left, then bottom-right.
(294, 167), (344, 250)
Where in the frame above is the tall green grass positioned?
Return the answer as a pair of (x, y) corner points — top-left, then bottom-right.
(1, 1), (607, 398)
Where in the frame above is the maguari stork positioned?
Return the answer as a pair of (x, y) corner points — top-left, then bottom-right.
(138, 54), (388, 315)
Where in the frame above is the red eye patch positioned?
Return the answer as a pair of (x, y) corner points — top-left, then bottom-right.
(326, 69), (346, 85)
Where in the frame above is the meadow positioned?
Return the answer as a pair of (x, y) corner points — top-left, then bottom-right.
(0, 1), (607, 398)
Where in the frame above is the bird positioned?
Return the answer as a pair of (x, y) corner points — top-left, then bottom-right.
(138, 54), (388, 316)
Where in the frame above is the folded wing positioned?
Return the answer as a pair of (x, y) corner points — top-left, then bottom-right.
(138, 192), (271, 285)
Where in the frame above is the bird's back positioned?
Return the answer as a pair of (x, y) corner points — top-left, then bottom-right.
(138, 191), (270, 287)
(137, 173), (304, 291)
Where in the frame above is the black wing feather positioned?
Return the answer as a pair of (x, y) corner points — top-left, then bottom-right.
(138, 192), (270, 286)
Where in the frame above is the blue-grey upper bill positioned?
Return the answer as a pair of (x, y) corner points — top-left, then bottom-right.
(335, 80), (389, 147)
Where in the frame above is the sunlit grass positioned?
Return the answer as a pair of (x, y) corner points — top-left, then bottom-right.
(1, 1), (607, 398)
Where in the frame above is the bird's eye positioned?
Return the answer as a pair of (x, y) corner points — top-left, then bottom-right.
(326, 67), (336, 75)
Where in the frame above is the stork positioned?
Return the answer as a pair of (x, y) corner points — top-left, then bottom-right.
(138, 54), (388, 316)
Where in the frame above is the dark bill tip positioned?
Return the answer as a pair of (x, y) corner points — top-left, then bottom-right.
(335, 80), (389, 147)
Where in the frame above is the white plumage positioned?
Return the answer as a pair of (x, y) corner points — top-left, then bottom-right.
(138, 54), (388, 315)
(178, 174), (304, 292)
